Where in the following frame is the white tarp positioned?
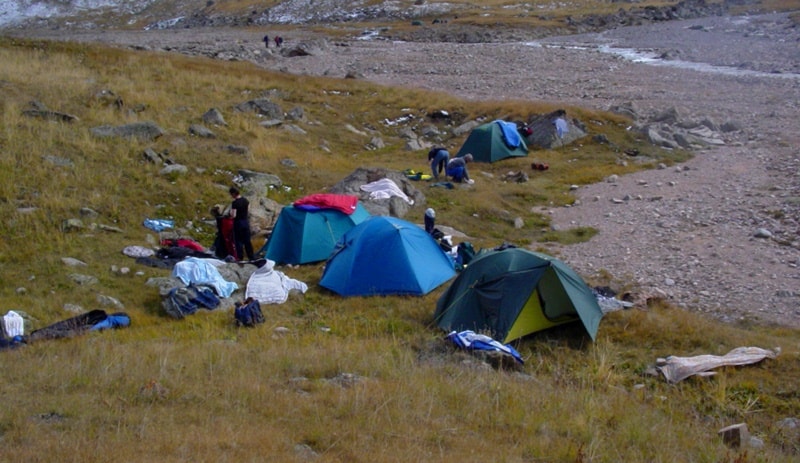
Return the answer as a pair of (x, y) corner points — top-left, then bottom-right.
(656, 346), (780, 383)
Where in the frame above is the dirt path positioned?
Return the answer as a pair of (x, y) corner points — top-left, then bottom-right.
(11, 12), (800, 327)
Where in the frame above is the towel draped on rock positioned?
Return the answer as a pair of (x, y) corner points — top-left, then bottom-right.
(172, 257), (238, 298)
(359, 178), (414, 205)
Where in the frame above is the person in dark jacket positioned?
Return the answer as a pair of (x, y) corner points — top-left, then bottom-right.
(229, 187), (254, 261)
(428, 147), (449, 180)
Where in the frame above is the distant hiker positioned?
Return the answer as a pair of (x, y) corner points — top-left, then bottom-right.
(263, 34), (269, 48)
(553, 109), (568, 139)
(229, 187), (254, 261)
(446, 153), (474, 184)
(274, 36), (284, 48)
(428, 146), (449, 180)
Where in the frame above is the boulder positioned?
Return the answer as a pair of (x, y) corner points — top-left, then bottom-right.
(328, 167), (425, 218)
(91, 121), (165, 141)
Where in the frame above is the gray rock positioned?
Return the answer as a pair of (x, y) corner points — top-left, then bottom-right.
(395, 128), (415, 140)
(145, 276), (184, 296)
(22, 108), (79, 123)
(420, 124), (440, 137)
(645, 127), (679, 149)
(328, 167), (424, 218)
(61, 257), (87, 267)
(754, 228), (773, 239)
(720, 121), (743, 132)
(160, 164), (188, 176)
(368, 137), (385, 149)
(80, 207), (99, 218)
(98, 224), (124, 233)
(283, 124), (307, 135)
(280, 38), (329, 57)
(718, 423), (749, 449)
(235, 98), (283, 119)
(404, 139), (424, 151)
(63, 304), (84, 314)
(608, 102), (638, 120)
(142, 148), (168, 165)
(651, 107), (680, 124)
(452, 120), (480, 136)
(259, 119), (283, 128)
(90, 121), (164, 141)
(189, 124), (216, 138)
(69, 273), (98, 286)
(42, 155), (74, 168)
(524, 110), (587, 149)
(202, 108), (227, 126)
(61, 218), (85, 232)
(286, 106), (305, 121)
(97, 294), (124, 309)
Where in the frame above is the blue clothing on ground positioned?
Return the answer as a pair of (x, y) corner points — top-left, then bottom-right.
(90, 313), (131, 331)
(143, 218), (174, 232)
(447, 330), (523, 364)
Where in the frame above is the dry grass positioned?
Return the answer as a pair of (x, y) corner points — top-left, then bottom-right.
(0, 25), (798, 463)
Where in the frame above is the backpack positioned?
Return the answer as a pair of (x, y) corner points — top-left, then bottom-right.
(456, 241), (476, 270)
(234, 298), (265, 327)
(162, 284), (220, 319)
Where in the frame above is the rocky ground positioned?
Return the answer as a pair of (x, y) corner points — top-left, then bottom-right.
(9, 12), (800, 327)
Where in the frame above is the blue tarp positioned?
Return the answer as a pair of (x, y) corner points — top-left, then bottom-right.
(495, 120), (521, 148)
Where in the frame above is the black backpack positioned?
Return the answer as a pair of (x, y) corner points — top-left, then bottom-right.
(234, 298), (265, 327)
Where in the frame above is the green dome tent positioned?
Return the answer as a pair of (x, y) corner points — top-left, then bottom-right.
(433, 247), (603, 343)
(455, 120), (528, 163)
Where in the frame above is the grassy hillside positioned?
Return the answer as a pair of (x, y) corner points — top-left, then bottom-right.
(0, 36), (798, 462)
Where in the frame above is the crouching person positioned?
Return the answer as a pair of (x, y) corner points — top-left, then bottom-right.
(446, 153), (474, 184)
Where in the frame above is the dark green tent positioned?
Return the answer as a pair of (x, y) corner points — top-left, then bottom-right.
(434, 248), (603, 342)
(455, 120), (528, 163)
